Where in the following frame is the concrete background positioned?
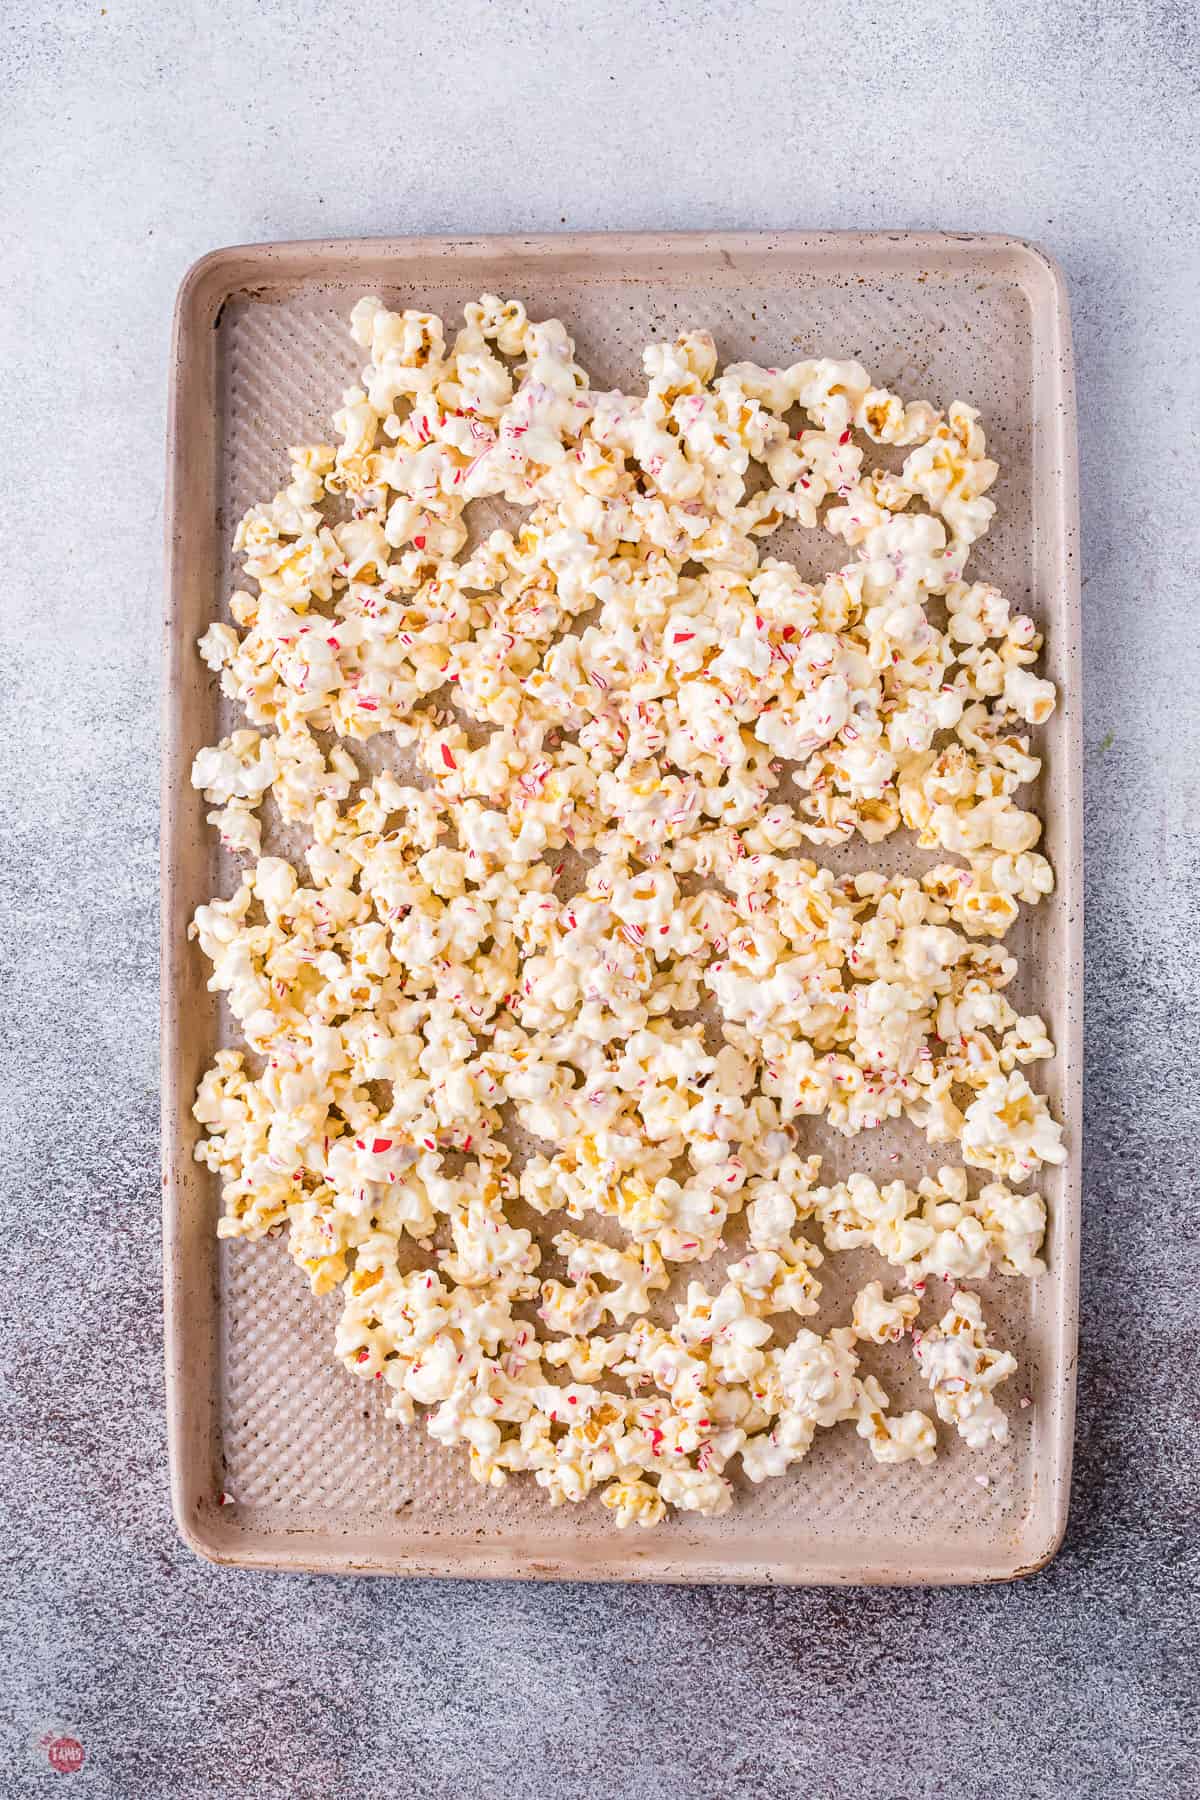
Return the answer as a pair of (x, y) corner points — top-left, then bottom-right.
(2, 1), (1197, 1795)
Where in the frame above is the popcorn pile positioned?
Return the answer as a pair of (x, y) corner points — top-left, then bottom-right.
(190, 294), (1064, 1526)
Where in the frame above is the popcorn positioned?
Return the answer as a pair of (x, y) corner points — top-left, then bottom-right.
(856, 1406), (939, 1467)
(189, 294), (1061, 1528)
(1003, 665), (1057, 726)
(601, 1477), (667, 1530)
(915, 1291), (1017, 1448)
(813, 1163), (1047, 1283)
(961, 1072), (1067, 1182)
(851, 1280), (920, 1344)
(190, 729), (275, 806)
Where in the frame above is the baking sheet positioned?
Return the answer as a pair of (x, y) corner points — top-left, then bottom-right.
(162, 232), (1081, 1582)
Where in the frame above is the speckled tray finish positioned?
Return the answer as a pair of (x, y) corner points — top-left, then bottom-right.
(162, 232), (1081, 1583)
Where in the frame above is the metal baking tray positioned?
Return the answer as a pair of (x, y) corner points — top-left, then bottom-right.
(162, 232), (1081, 1582)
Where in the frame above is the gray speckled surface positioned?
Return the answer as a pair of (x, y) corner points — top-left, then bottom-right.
(1, 2), (1197, 1795)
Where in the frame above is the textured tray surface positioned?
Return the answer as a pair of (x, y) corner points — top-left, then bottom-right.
(162, 233), (1081, 1581)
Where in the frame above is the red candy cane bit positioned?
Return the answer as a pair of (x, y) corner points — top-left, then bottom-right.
(441, 745), (457, 770)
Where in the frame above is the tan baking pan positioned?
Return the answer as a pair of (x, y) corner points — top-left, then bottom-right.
(162, 232), (1081, 1582)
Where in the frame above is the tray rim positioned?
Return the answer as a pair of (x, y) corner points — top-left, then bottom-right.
(162, 229), (1082, 1584)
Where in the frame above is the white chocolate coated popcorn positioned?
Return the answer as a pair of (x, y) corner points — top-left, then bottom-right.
(915, 1291), (1017, 1448)
(189, 295), (1062, 1526)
